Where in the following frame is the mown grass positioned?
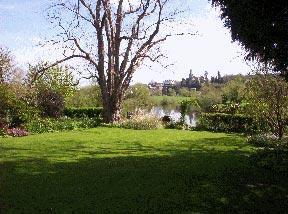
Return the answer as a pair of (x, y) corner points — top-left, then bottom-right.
(152, 95), (188, 104)
(0, 128), (287, 213)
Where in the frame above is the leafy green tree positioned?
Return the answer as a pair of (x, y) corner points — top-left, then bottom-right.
(211, 0), (288, 75)
(28, 63), (76, 118)
(126, 84), (150, 101)
(0, 84), (32, 127)
(124, 84), (153, 113)
(167, 88), (177, 96)
(37, 88), (65, 118)
(66, 85), (102, 108)
(28, 63), (75, 98)
(150, 88), (162, 96)
(178, 87), (191, 97)
(0, 48), (34, 127)
(0, 47), (14, 84)
(246, 73), (288, 139)
(197, 84), (222, 112)
(222, 75), (246, 103)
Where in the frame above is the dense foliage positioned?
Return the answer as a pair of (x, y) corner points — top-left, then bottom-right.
(222, 75), (246, 103)
(37, 88), (65, 118)
(197, 84), (222, 112)
(0, 47), (14, 83)
(25, 117), (101, 134)
(197, 113), (255, 133)
(211, 0), (288, 74)
(0, 84), (33, 129)
(245, 74), (288, 139)
(66, 85), (102, 108)
(28, 63), (75, 97)
(123, 84), (155, 114)
(179, 99), (199, 124)
(64, 107), (103, 119)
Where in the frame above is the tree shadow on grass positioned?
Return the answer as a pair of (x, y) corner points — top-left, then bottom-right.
(0, 138), (287, 213)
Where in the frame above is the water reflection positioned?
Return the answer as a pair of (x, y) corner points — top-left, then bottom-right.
(151, 106), (197, 127)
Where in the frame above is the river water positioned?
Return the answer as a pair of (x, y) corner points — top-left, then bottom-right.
(151, 106), (197, 127)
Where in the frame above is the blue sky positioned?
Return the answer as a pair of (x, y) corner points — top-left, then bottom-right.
(0, 0), (251, 84)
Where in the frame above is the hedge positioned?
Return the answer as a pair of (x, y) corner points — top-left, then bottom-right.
(196, 113), (257, 133)
(64, 107), (103, 119)
(25, 117), (101, 134)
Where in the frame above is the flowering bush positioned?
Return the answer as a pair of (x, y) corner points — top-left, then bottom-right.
(6, 127), (29, 137)
(120, 109), (162, 130)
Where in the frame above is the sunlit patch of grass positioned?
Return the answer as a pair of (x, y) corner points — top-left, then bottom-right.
(0, 128), (287, 213)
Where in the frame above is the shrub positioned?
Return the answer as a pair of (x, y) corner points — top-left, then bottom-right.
(196, 113), (256, 133)
(160, 97), (177, 107)
(66, 85), (102, 108)
(165, 121), (191, 130)
(247, 134), (276, 147)
(212, 102), (245, 115)
(6, 127), (29, 137)
(0, 128), (6, 137)
(25, 117), (101, 134)
(37, 88), (65, 118)
(120, 109), (162, 130)
(250, 148), (288, 173)
(0, 83), (33, 128)
(64, 107), (103, 119)
(245, 74), (288, 140)
(247, 134), (288, 148)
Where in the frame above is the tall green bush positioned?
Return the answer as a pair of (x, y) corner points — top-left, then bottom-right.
(28, 63), (76, 118)
(25, 117), (101, 134)
(0, 84), (33, 128)
(245, 73), (288, 139)
(197, 113), (256, 133)
(38, 88), (65, 118)
(64, 107), (103, 119)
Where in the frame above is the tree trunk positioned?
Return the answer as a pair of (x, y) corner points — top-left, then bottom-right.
(277, 121), (284, 140)
(101, 93), (122, 123)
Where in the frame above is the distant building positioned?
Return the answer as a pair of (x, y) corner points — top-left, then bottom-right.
(148, 81), (163, 90)
(162, 80), (177, 95)
(181, 69), (201, 90)
(148, 81), (163, 95)
(163, 80), (176, 87)
(148, 69), (236, 95)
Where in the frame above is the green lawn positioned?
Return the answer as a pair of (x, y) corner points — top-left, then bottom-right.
(152, 95), (188, 104)
(0, 128), (287, 213)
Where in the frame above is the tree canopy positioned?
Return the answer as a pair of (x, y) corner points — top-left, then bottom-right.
(0, 47), (14, 83)
(211, 0), (288, 75)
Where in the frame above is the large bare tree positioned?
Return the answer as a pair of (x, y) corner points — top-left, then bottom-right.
(43, 0), (182, 123)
